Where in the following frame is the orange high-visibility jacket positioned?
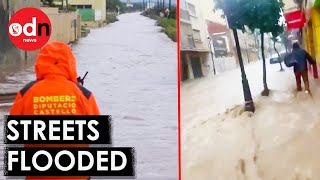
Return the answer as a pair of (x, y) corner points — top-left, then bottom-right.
(9, 41), (100, 180)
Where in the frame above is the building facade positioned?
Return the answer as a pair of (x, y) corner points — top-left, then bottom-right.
(180, 0), (211, 81)
(0, 0), (41, 67)
(180, 0), (260, 81)
(41, 7), (81, 44)
(55, 0), (106, 27)
(282, 0), (320, 77)
(301, 0), (320, 63)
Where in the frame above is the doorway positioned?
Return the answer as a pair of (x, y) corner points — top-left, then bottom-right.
(190, 56), (203, 78)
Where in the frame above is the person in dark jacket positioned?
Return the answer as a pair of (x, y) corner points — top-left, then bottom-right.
(291, 42), (316, 93)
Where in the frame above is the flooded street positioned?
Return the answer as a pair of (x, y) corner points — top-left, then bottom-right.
(182, 62), (320, 179)
(0, 12), (177, 180)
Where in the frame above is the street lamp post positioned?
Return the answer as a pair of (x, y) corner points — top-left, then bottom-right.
(232, 29), (255, 112)
(207, 37), (217, 75)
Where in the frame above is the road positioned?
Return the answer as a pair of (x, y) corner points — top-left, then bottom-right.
(0, 12), (178, 180)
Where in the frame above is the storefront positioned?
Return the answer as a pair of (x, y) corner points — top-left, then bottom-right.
(301, 0), (320, 62)
(284, 9), (306, 45)
(284, 0), (320, 78)
(180, 50), (210, 81)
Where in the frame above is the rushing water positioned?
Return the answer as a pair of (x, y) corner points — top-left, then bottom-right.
(0, 12), (178, 180)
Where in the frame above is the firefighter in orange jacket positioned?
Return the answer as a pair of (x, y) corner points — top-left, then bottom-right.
(10, 41), (100, 180)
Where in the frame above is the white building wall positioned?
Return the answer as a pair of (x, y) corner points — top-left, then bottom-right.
(282, 0), (299, 13)
(185, 0), (209, 50)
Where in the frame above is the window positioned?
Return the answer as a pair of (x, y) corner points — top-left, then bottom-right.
(75, 5), (92, 9)
(187, 3), (196, 17)
(187, 35), (196, 48)
(181, 9), (190, 21)
(193, 29), (201, 41)
(181, 0), (187, 10)
(84, 5), (92, 9)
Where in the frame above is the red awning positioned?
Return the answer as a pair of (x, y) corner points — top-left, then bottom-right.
(207, 21), (229, 34)
(284, 10), (306, 30)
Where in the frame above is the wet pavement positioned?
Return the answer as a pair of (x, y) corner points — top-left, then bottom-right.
(0, 12), (177, 180)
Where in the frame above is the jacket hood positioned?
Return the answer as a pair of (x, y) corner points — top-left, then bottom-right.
(35, 41), (78, 83)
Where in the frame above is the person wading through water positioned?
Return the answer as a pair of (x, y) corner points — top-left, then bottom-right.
(291, 42), (316, 95)
(10, 41), (100, 180)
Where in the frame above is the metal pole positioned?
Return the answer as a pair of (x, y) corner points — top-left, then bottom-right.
(208, 38), (216, 75)
(143, 0), (145, 10)
(232, 28), (255, 112)
(74, 20), (77, 41)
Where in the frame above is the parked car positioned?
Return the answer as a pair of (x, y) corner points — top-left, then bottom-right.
(270, 57), (280, 64)
(269, 52), (287, 64)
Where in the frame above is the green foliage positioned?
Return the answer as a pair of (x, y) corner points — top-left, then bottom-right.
(214, 0), (284, 95)
(106, 0), (125, 12)
(214, 0), (246, 31)
(271, 24), (284, 45)
(158, 17), (176, 28)
(168, 7), (176, 19)
(106, 14), (119, 24)
(245, 0), (284, 34)
(42, 0), (55, 7)
(214, 0), (284, 34)
(142, 10), (176, 42)
(271, 25), (284, 41)
(163, 23), (176, 42)
(67, 4), (77, 11)
(160, 18), (176, 40)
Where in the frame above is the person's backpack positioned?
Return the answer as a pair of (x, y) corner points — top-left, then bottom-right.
(284, 53), (298, 67)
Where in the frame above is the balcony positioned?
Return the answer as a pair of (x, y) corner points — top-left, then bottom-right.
(180, 9), (191, 23)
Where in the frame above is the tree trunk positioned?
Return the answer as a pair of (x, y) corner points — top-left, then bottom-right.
(274, 41), (284, 71)
(284, 42), (288, 53)
(261, 33), (269, 96)
(169, 0), (171, 10)
(253, 31), (261, 61)
(232, 29), (255, 112)
(163, 0), (165, 10)
(142, 0), (145, 10)
(257, 36), (261, 60)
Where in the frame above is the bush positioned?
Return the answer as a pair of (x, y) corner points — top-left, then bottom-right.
(106, 14), (119, 24)
(158, 18), (176, 42)
(168, 8), (176, 19)
(142, 9), (176, 42)
(164, 25), (176, 42)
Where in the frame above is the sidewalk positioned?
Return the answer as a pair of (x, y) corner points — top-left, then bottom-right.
(0, 64), (35, 95)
